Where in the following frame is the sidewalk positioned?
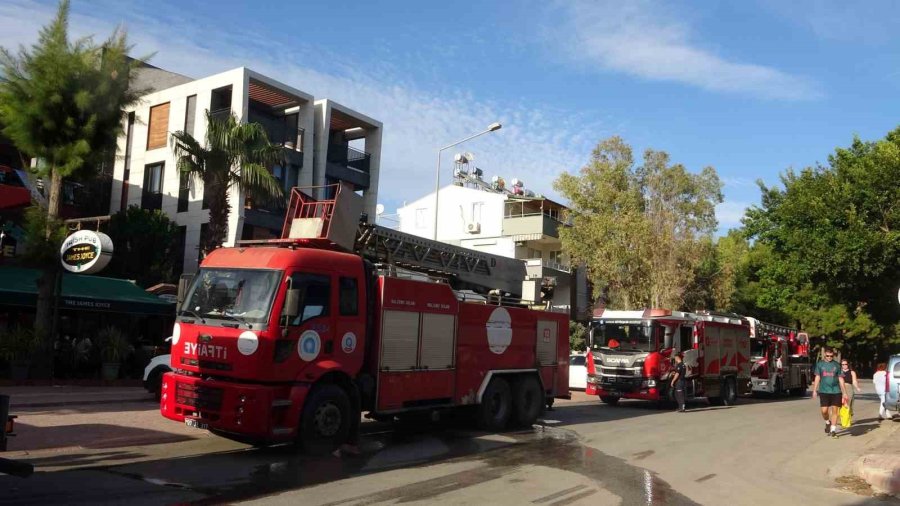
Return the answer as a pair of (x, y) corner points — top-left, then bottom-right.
(855, 419), (900, 497)
(3, 385), (152, 409)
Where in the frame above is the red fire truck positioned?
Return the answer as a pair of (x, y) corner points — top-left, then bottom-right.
(585, 309), (751, 406)
(160, 184), (569, 451)
(746, 317), (810, 396)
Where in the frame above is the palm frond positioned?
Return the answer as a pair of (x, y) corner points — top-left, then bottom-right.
(238, 162), (284, 203)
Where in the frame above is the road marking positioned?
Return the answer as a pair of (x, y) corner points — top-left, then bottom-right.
(548, 489), (598, 506)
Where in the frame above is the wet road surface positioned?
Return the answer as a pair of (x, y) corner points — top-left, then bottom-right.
(1, 389), (896, 505)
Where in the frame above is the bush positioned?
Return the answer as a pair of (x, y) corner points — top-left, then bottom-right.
(0, 327), (41, 364)
(96, 326), (132, 363)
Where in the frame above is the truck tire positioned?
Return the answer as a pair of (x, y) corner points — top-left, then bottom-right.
(722, 378), (738, 406)
(298, 384), (352, 454)
(511, 376), (544, 427)
(600, 396), (619, 406)
(478, 377), (512, 431)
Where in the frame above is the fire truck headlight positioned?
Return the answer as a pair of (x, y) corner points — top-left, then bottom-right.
(237, 331), (259, 356)
(172, 323), (181, 345)
(647, 379), (657, 387)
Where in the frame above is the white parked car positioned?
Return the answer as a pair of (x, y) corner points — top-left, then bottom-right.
(143, 337), (172, 400)
(569, 353), (588, 390)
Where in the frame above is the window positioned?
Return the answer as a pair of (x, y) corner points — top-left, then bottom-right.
(471, 202), (484, 223)
(679, 326), (692, 352)
(290, 273), (331, 324)
(184, 95), (197, 136)
(174, 226), (186, 276)
(147, 102), (170, 150)
(339, 277), (358, 316)
(141, 162), (164, 210)
(415, 208), (427, 229)
(177, 172), (189, 212)
(569, 355), (586, 366)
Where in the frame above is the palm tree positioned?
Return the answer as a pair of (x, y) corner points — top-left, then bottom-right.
(171, 110), (284, 257)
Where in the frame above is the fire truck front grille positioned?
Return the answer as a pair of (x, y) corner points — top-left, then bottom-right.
(600, 367), (641, 377)
(175, 383), (224, 411)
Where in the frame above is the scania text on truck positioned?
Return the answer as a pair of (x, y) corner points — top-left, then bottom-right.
(160, 184), (570, 451)
(586, 309), (751, 406)
(746, 317), (810, 396)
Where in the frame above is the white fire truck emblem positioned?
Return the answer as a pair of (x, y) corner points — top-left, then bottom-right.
(298, 330), (321, 361)
(486, 307), (512, 354)
(341, 332), (357, 353)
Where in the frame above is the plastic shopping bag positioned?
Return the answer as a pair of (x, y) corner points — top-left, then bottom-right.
(840, 404), (853, 428)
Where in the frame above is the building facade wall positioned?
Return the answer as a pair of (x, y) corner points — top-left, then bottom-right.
(108, 67), (374, 276)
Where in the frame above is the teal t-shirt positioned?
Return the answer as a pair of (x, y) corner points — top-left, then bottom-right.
(815, 360), (841, 394)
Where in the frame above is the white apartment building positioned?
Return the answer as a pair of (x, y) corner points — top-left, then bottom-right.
(397, 182), (581, 308)
(109, 64), (382, 274)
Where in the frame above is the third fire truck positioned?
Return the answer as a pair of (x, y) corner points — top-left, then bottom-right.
(585, 309), (751, 406)
(746, 317), (810, 396)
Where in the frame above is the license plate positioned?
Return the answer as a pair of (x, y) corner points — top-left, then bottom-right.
(185, 418), (208, 430)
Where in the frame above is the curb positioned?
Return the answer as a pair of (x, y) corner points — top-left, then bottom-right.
(856, 454), (900, 496)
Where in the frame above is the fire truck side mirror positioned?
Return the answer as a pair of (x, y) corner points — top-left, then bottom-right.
(283, 288), (301, 320)
(177, 274), (194, 307)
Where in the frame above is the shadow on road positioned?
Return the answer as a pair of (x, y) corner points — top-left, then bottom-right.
(13, 422), (194, 451)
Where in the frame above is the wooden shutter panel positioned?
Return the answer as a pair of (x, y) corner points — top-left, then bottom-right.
(147, 102), (170, 150)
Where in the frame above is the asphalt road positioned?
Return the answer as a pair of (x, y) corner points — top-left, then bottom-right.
(2, 384), (898, 505)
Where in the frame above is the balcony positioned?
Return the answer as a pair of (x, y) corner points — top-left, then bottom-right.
(326, 146), (371, 190)
(503, 213), (563, 239)
(525, 258), (571, 274)
(141, 191), (162, 211)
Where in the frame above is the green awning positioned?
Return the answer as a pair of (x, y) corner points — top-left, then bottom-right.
(0, 267), (174, 316)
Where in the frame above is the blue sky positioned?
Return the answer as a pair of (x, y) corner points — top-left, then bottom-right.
(3, 0), (900, 231)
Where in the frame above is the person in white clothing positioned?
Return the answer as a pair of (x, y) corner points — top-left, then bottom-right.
(873, 363), (891, 420)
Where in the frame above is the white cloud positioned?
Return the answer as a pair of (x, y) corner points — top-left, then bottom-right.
(716, 201), (750, 231)
(0, 0), (609, 212)
(549, 1), (822, 100)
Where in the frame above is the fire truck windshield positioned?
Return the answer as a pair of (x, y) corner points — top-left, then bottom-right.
(599, 322), (658, 352)
(181, 268), (281, 326)
(751, 339), (768, 359)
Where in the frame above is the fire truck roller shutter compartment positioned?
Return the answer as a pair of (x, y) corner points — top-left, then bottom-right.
(536, 320), (558, 366)
(420, 313), (456, 370)
(380, 310), (419, 371)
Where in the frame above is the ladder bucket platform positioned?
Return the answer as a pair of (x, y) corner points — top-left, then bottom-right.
(281, 183), (363, 252)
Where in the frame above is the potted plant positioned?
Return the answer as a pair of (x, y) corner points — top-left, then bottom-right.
(0, 327), (40, 381)
(97, 326), (131, 381)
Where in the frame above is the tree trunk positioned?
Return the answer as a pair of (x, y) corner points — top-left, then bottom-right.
(34, 169), (64, 379)
(46, 170), (63, 238)
(202, 178), (230, 258)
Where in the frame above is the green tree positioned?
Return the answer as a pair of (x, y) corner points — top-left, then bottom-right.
(554, 136), (723, 309)
(743, 127), (900, 361)
(105, 206), (180, 287)
(569, 321), (588, 352)
(170, 110), (284, 257)
(0, 0), (143, 368)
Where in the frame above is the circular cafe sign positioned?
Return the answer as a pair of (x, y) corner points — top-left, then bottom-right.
(60, 230), (113, 274)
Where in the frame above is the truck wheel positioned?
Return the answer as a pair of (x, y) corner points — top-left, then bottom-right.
(600, 396), (619, 406)
(478, 377), (512, 431)
(511, 376), (544, 427)
(722, 378), (738, 406)
(298, 384), (352, 454)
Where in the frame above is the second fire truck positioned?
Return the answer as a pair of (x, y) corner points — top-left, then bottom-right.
(585, 309), (751, 406)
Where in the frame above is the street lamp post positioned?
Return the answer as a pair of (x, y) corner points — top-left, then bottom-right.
(433, 122), (502, 240)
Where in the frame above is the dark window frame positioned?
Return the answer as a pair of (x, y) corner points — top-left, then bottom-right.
(289, 272), (332, 325)
(339, 277), (358, 316)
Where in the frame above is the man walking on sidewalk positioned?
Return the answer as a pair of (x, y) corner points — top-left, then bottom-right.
(812, 348), (846, 438)
(671, 353), (687, 412)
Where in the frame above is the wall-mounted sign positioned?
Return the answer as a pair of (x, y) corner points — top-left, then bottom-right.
(60, 230), (113, 274)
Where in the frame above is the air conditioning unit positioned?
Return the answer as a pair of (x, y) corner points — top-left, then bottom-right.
(466, 222), (481, 234)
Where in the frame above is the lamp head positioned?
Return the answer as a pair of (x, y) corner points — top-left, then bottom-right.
(487, 122), (502, 132)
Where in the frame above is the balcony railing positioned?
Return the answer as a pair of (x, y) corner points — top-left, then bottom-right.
(525, 258), (571, 273)
(328, 146), (371, 174)
(141, 191), (162, 211)
(503, 213), (564, 239)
